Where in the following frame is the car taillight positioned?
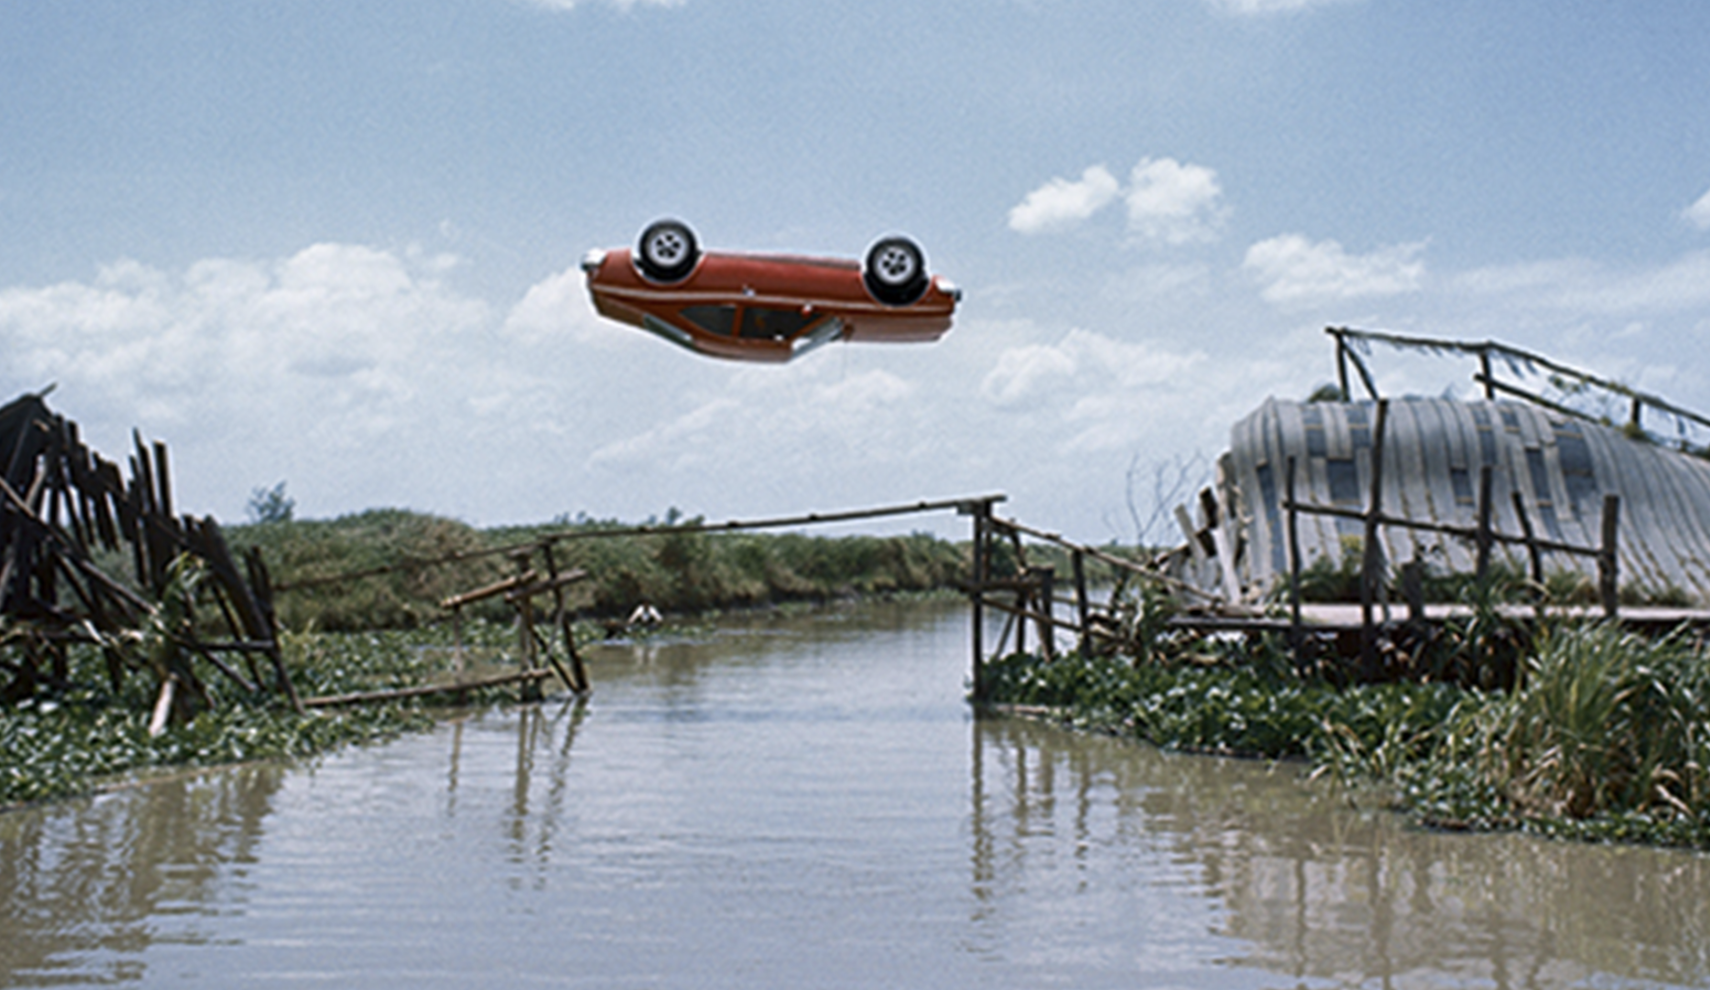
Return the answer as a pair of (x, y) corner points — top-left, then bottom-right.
(580, 249), (608, 275)
(935, 277), (962, 302)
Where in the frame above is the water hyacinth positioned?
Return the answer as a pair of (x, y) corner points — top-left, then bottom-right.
(978, 619), (1710, 849)
(0, 621), (528, 809)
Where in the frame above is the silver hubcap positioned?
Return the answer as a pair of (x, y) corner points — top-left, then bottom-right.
(647, 230), (688, 266)
(874, 245), (917, 285)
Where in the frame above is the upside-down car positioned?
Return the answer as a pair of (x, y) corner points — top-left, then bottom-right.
(581, 220), (961, 363)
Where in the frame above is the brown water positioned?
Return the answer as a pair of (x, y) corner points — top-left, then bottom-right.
(2, 597), (1707, 988)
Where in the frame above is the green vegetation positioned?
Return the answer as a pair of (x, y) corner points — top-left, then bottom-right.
(5, 507), (995, 809)
(1291, 534), (1692, 608)
(980, 608), (1710, 849)
(0, 621), (537, 809)
(232, 508), (973, 632)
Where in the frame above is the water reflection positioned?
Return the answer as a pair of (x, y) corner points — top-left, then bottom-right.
(971, 712), (1710, 989)
(0, 765), (283, 985)
(2, 599), (1709, 988)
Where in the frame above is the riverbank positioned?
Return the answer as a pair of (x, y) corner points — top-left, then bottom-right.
(231, 509), (975, 631)
(0, 621), (532, 810)
(229, 507), (1134, 632)
(977, 619), (1710, 849)
(0, 591), (964, 811)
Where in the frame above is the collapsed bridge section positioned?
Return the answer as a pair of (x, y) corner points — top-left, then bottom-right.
(0, 392), (297, 724)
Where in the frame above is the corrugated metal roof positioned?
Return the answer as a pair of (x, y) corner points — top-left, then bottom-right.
(1200, 397), (1710, 605)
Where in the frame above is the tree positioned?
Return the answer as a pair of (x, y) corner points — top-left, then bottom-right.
(247, 481), (295, 523)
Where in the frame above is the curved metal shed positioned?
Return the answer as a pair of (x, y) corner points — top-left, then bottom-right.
(1212, 397), (1710, 605)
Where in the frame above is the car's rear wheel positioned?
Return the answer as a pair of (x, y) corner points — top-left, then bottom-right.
(636, 220), (700, 283)
(863, 236), (928, 306)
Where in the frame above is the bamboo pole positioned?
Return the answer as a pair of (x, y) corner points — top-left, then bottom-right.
(969, 501), (990, 701)
(1509, 490), (1544, 591)
(1283, 495), (1600, 559)
(1360, 400), (1389, 677)
(1035, 566), (1056, 661)
(541, 544), (589, 694)
(1476, 465), (1494, 587)
(278, 493), (1009, 592)
(1286, 456), (1303, 665)
(992, 516), (1222, 604)
(1072, 550), (1090, 654)
(302, 668), (560, 708)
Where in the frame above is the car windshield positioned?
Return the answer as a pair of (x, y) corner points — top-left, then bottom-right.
(738, 306), (817, 341)
(680, 305), (736, 336)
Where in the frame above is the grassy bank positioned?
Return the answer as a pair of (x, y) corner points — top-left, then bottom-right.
(0, 620), (534, 809)
(4, 506), (1020, 809)
(231, 509), (976, 632)
(980, 619), (1710, 849)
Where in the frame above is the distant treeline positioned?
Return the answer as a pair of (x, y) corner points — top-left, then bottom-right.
(230, 509), (1134, 633)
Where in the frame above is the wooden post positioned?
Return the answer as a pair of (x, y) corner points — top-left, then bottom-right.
(1335, 332), (1350, 401)
(1014, 578), (1028, 655)
(1035, 566), (1056, 662)
(1480, 348), (1495, 400)
(511, 551), (542, 703)
(541, 543), (590, 693)
(1360, 399), (1389, 678)
(1072, 549), (1089, 655)
(244, 546), (302, 713)
(1475, 465), (1494, 589)
(1003, 524), (1029, 656)
(969, 501), (989, 701)
(1402, 558), (1425, 623)
(1286, 456), (1303, 666)
(1600, 494), (1620, 618)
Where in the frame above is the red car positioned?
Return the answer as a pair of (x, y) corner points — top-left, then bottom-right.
(581, 220), (961, 362)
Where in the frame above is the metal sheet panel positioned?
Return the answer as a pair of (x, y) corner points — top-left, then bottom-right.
(1212, 398), (1710, 605)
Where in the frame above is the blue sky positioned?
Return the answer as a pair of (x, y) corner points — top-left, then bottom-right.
(5, 0), (1710, 540)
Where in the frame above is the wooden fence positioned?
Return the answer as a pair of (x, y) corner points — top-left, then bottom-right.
(1279, 397), (1621, 673)
(0, 392), (300, 726)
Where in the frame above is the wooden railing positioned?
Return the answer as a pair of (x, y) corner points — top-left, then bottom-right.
(1279, 397), (1620, 675)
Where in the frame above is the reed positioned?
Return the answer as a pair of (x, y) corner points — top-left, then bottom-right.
(980, 616), (1710, 848)
(233, 509), (972, 632)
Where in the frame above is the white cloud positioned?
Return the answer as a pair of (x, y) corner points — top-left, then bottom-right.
(503, 263), (609, 345)
(1206, 0), (1359, 15)
(1242, 234), (1426, 305)
(1685, 188), (1710, 231)
(980, 329), (1210, 450)
(1007, 166), (1121, 234)
(1009, 158), (1227, 243)
(587, 397), (743, 471)
(0, 244), (490, 496)
(589, 366), (921, 473)
(981, 344), (1078, 407)
(1124, 157), (1228, 245)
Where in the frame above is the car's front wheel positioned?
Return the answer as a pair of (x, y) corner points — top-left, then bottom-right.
(636, 219), (700, 283)
(863, 236), (929, 306)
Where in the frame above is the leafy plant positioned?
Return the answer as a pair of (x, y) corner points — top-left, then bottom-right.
(979, 618), (1710, 849)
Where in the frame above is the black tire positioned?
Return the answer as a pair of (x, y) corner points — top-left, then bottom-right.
(863, 236), (929, 306)
(635, 219), (700, 283)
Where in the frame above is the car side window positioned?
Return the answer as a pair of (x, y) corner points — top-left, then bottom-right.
(738, 306), (816, 341)
(680, 305), (736, 336)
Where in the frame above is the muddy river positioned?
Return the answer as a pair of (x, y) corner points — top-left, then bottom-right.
(2, 597), (1707, 987)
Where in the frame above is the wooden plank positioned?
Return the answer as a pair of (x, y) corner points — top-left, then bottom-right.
(301, 668), (561, 708)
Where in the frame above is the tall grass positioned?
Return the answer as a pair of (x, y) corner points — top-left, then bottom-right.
(233, 509), (973, 632)
(1499, 624), (1710, 822)
(980, 611), (1710, 848)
